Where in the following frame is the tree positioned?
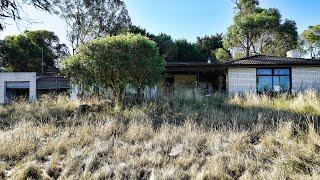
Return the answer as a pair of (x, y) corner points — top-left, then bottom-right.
(57, 0), (131, 54)
(129, 25), (155, 39)
(224, 0), (298, 57)
(303, 25), (320, 59)
(62, 34), (164, 104)
(173, 39), (206, 62)
(1, 30), (69, 73)
(129, 27), (177, 60)
(196, 34), (223, 58)
(263, 20), (298, 56)
(214, 48), (230, 62)
(0, 0), (56, 30)
(153, 33), (177, 60)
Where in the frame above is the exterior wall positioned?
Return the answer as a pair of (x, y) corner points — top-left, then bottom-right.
(292, 67), (320, 93)
(228, 68), (256, 94)
(0, 72), (37, 103)
(174, 74), (197, 86)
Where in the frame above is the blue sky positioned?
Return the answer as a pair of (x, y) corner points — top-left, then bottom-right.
(1, 0), (320, 47)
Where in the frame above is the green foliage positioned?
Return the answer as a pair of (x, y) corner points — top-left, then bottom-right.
(1, 30), (69, 73)
(62, 34), (164, 103)
(224, 0), (298, 57)
(303, 25), (320, 58)
(173, 39), (206, 62)
(129, 25), (155, 39)
(58, 0), (131, 53)
(214, 48), (230, 62)
(130, 27), (177, 60)
(153, 33), (177, 60)
(263, 20), (299, 56)
(196, 34), (223, 58)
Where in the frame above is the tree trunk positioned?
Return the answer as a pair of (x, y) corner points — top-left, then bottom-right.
(246, 35), (250, 57)
(112, 87), (124, 108)
(137, 86), (142, 99)
(260, 34), (264, 54)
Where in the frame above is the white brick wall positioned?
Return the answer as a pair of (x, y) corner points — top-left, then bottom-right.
(228, 68), (256, 94)
(0, 72), (37, 103)
(292, 67), (320, 93)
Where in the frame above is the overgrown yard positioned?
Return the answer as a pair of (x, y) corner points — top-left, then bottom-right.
(1, 90), (320, 179)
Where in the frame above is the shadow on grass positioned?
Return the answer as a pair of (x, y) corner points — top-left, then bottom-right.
(142, 96), (320, 133)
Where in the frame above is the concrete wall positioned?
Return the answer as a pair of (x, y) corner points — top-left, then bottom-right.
(227, 68), (256, 94)
(0, 72), (37, 103)
(292, 67), (320, 93)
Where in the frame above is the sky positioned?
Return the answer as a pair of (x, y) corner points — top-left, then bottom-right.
(0, 0), (320, 48)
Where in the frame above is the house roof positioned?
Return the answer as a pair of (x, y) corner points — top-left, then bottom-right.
(223, 55), (320, 67)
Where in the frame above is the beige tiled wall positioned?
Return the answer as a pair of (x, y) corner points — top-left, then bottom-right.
(292, 67), (320, 93)
(228, 68), (256, 94)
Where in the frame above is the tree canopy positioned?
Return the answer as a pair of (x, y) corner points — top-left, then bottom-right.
(173, 39), (206, 62)
(57, 0), (132, 54)
(130, 26), (217, 62)
(224, 0), (298, 57)
(214, 48), (231, 62)
(62, 33), (164, 104)
(196, 34), (224, 58)
(0, 30), (69, 73)
(152, 33), (177, 61)
(303, 25), (320, 59)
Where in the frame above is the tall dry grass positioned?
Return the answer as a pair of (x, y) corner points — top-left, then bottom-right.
(0, 90), (320, 179)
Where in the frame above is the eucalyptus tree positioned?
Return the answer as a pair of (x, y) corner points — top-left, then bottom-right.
(224, 0), (298, 57)
(0, 0), (56, 30)
(303, 25), (320, 59)
(57, 0), (131, 54)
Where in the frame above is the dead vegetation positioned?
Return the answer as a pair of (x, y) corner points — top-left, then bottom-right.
(1, 91), (320, 179)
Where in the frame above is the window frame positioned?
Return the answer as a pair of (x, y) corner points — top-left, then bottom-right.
(256, 68), (292, 94)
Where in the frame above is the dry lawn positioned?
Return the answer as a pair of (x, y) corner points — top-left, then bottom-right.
(0, 91), (320, 179)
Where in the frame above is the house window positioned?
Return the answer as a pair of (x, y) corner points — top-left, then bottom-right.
(257, 68), (291, 93)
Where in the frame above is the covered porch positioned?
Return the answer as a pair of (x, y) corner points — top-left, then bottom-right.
(164, 62), (227, 93)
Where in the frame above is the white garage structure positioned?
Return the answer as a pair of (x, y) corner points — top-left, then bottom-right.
(0, 72), (37, 103)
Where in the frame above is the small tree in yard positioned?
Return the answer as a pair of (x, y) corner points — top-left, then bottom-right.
(62, 34), (164, 105)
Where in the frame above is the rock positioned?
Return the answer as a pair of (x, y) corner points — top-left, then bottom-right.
(169, 144), (184, 157)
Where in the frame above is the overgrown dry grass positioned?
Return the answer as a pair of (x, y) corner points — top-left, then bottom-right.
(1, 91), (320, 179)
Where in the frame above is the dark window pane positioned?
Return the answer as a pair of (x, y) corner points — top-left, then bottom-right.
(257, 76), (272, 92)
(257, 69), (272, 75)
(274, 69), (290, 75)
(273, 76), (290, 92)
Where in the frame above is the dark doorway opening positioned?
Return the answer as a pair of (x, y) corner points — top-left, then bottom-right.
(5, 81), (30, 103)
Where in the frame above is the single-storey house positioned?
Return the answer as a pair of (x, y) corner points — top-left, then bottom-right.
(1, 55), (320, 103)
(0, 69), (69, 103)
(165, 55), (320, 95)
